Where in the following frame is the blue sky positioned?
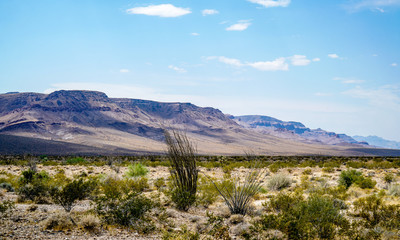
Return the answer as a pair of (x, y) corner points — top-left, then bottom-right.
(1, 0), (399, 141)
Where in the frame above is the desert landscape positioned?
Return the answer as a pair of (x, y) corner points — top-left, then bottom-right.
(1, 154), (400, 239)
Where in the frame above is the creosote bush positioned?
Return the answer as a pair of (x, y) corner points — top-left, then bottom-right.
(50, 178), (97, 213)
(165, 129), (198, 211)
(338, 169), (376, 189)
(255, 193), (350, 240)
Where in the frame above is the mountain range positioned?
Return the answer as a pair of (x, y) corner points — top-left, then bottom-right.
(352, 135), (400, 150)
(0, 90), (399, 156)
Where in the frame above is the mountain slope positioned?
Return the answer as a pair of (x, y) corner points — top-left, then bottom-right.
(0, 90), (394, 156)
(353, 135), (400, 150)
(233, 115), (366, 146)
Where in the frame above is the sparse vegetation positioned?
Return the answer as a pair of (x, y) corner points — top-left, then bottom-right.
(1, 155), (400, 239)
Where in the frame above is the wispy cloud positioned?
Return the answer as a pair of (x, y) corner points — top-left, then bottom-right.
(344, 0), (400, 12)
(289, 55), (311, 66)
(226, 20), (251, 31)
(312, 58), (321, 62)
(191, 32), (199, 36)
(126, 4), (191, 17)
(168, 65), (187, 73)
(248, 58), (289, 71)
(343, 85), (400, 110)
(119, 69), (130, 73)
(334, 77), (365, 84)
(328, 53), (340, 59)
(209, 55), (313, 71)
(248, 0), (291, 8)
(202, 9), (219, 16)
(391, 62), (398, 67)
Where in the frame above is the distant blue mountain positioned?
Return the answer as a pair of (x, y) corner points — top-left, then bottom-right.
(353, 136), (400, 150)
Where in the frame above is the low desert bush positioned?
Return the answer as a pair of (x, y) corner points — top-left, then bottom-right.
(388, 183), (400, 196)
(302, 168), (312, 175)
(41, 212), (74, 230)
(257, 193), (349, 240)
(154, 177), (166, 191)
(196, 176), (219, 207)
(0, 200), (15, 218)
(353, 194), (400, 230)
(267, 173), (291, 191)
(338, 169), (375, 189)
(162, 225), (200, 240)
(50, 178), (97, 212)
(125, 163), (149, 178)
(384, 173), (395, 184)
(338, 169), (362, 189)
(95, 191), (154, 232)
(66, 157), (87, 165)
(79, 214), (100, 232)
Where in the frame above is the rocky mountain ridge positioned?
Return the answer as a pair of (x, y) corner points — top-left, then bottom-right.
(0, 90), (394, 156)
(232, 115), (367, 146)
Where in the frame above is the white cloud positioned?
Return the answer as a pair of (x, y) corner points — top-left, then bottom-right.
(289, 55), (311, 66)
(191, 32), (199, 36)
(226, 21), (251, 31)
(202, 9), (219, 16)
(168, 65), (187, 73)
(333, 77), (365, 84)
(345, 0), (400, 12)
(248, 0), (291, 8)
(247, 58), (289, 71)
(126, 4), (191, 17)
(119, 69), (130, 73)
(312, 58), (321, 62)
(328, 54), (340, 59)
(372, 54), (378, 57)
(391, 62), (398, 67)
(218, 57), (244, 67)
(210, 55), (315, 71)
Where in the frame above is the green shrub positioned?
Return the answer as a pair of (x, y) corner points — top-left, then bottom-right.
(302, 168), (312, 175)
(154, 177), (166, 191)
(95, 191), (154, 229)
(0, 200), (14, 218)
(17, 170), (51, 203)
(258, 193), (349, 240)
(322, 167), (335, 173)
(338, 169), (362, 189)
(66, 157), (87, 165)
(353, 194), (400, 230)
(355, 176), (376, 189)
(267, 173), (291, 191)
(125, 163), (149, 178)
(50, 178), (97, 212)
(196, 176), (219, 207)
(384, 173), (395, 184)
